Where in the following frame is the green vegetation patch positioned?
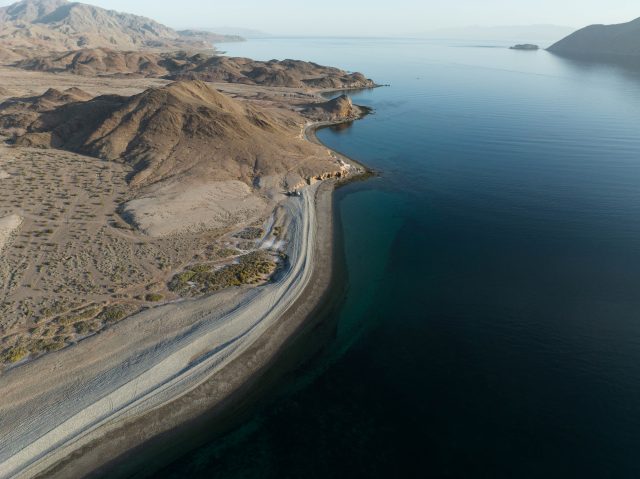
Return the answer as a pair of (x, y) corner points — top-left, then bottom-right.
(98, 304), (137, 324)
(145, 293), (164, 302)
(235, 227), (265, 241)
(215, 248), (239, 259)
(169, 251), (278, 297)
(1, 346), (29, 363)
(58, 306), (100, 325)
(74, 322), (91, 335)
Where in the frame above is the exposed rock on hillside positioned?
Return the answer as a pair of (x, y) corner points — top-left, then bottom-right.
(303, 94), (364, 121)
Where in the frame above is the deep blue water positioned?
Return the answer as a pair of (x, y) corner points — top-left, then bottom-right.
(147, 38), (640, 478)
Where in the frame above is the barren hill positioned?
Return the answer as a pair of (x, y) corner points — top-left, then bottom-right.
(7, 80), (352, 236)
(169, 57), (376, 89)
(548, 17), (640, 59)
(14, 48), (376, 90)
(0, 0), (241, 52)
(0, 86), (93, 133)
(15, 81), (344, 188)
(15, 48), (177, 77)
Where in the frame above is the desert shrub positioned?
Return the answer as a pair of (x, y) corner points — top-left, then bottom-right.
(100, 306), (127, 323)
(28, 338), (65, 354)
(190, 264), (212, 273)
(44, 341), (65, 352)
(219, 248), (239, 258)
(145, 293), (164, 302)
(235, 227), (264, 240)
(58, 306), (100, 325)
(176, 271), (196, 283)
(169, 251), (277, 297)
(2, 346), (28, 363)
(75, 322), (90, 335)
(99, 304), (135, 324)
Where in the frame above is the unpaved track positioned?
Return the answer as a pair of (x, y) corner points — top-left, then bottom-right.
(0, 185), (319, 479)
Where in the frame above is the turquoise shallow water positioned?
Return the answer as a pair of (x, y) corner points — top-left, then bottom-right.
(137, 38), (640, 478)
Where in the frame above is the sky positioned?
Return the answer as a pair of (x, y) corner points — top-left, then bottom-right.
(1, 0), (639, 36)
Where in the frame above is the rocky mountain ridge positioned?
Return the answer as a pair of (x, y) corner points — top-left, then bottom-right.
(12, 48), (377, 89)
(0, 0), (241, 52)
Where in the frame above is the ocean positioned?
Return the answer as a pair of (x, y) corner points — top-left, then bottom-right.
(130, 37), (640, 478)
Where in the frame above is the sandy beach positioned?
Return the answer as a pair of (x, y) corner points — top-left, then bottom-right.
(0, 175), (341, 478)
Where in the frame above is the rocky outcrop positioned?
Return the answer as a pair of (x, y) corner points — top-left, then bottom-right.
(303, 94), (363, 121)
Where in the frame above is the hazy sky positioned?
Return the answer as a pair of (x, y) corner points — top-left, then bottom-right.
(2, 0), (640, 35)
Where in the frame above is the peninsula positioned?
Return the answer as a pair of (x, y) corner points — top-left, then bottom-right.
(0, 0), (375, 477)
(548, 17), (640, 59)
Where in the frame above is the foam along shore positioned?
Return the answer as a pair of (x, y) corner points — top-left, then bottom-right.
(0, 180), (333, 479)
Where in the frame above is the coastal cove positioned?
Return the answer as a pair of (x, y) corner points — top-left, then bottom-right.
(5, 0), (640, 476)
(134, 37), (640, 478)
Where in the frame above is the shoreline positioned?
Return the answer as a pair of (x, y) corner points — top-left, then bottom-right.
(91, 179), (349, 479)
(304, 113), (375, 177)
(0, 112), (371, 479)
(0, 184), (324, 479)
(35, 182), (341, 479)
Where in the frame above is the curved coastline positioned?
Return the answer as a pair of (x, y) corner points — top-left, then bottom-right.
(0, 115), (371, 479)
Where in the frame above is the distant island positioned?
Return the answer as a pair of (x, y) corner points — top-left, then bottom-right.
(510, 44), (540, 51)
(548, 17), (640, 59)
